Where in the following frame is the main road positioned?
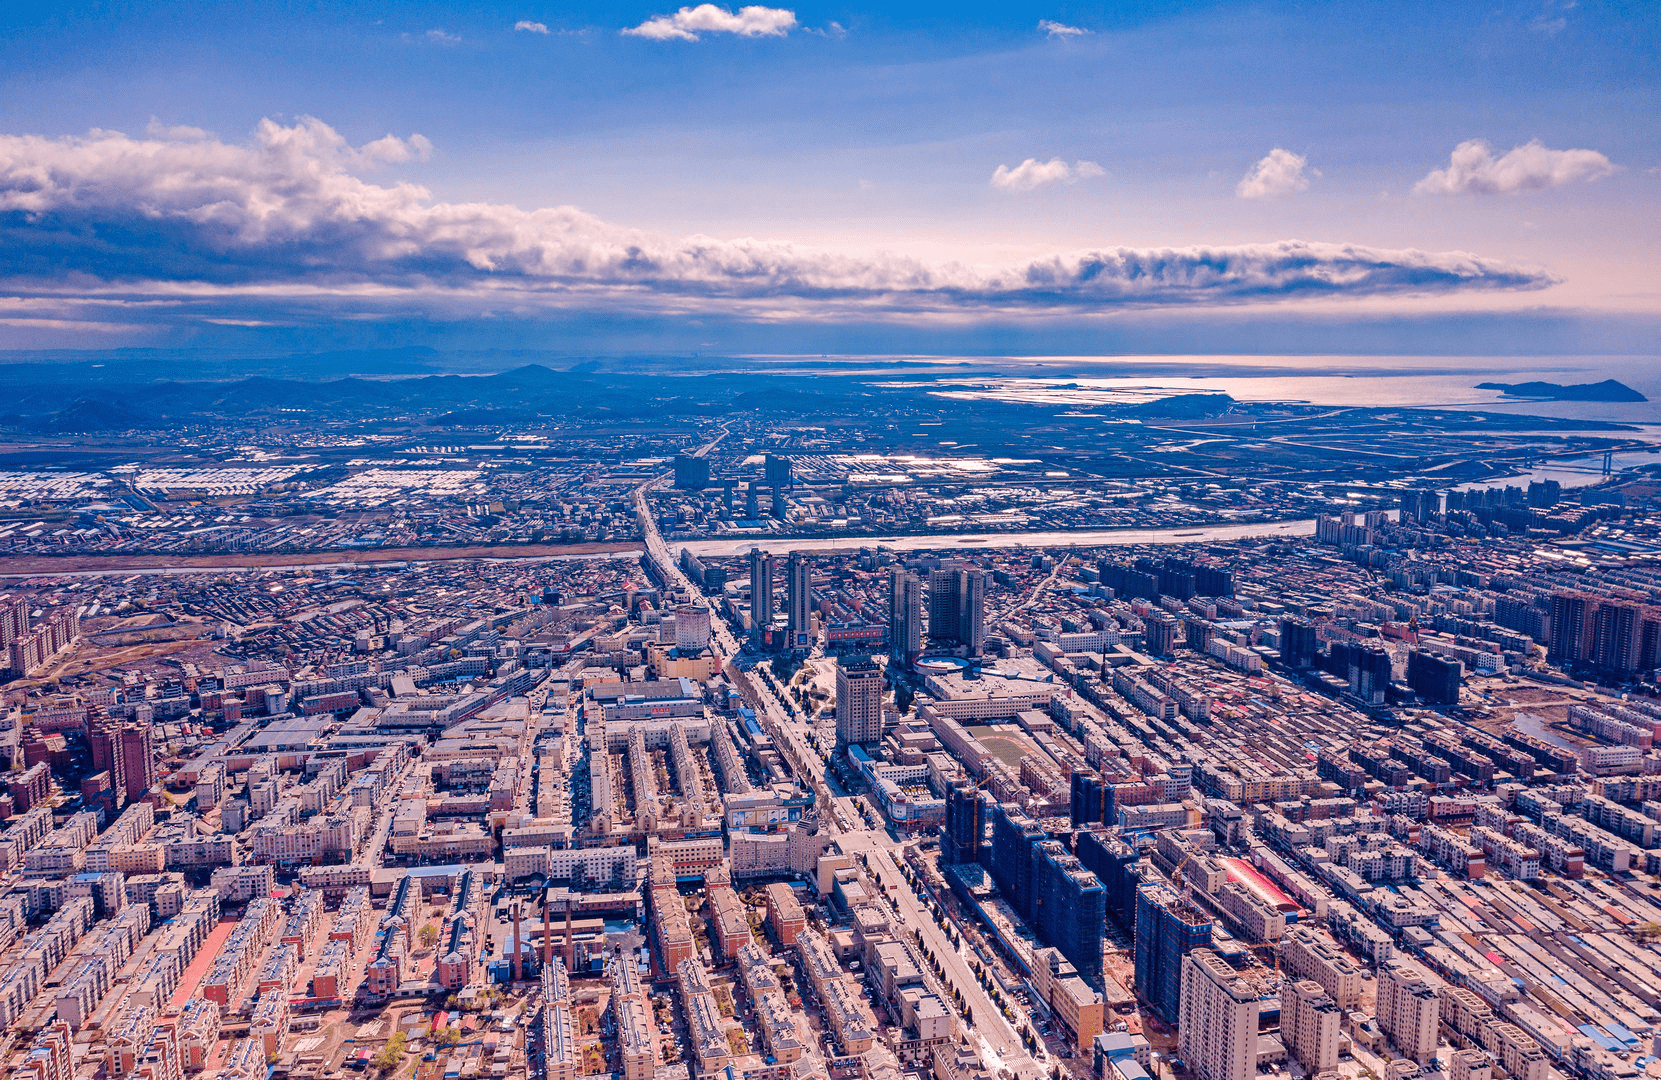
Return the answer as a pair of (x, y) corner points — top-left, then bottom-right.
(634, 425), (1038, 1078)
(838, 828), (1043, 1080)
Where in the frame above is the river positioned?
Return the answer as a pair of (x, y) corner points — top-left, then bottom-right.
(0, 518), (1319, 578)
(674, 517), (1316, 557)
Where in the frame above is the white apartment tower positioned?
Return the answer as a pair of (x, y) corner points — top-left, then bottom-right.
(1283, 979), (1341, 1075)
(1376, 959), (1441, 1066)
(1178, 948), (1259, 1080)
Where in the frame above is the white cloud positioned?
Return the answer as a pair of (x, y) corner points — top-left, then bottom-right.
(514, 20), (550, 34)
(623, 4), (796, 41)
(1413, 139), (1616, 196)
(425, 29), (461, 44)
(1236, 148), (1315, 199)
(1038, 20), (1088, 38)
(991, 158), (1104, 192)
(0, 119), (1554, 326)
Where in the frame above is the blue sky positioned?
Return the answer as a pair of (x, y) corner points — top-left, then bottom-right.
(0, 1), (1655, 355)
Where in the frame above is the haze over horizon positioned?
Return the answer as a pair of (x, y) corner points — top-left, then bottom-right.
(0, 1), (1656, 360)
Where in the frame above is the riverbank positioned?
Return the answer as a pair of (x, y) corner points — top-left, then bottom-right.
(0, 518), (1321, 577)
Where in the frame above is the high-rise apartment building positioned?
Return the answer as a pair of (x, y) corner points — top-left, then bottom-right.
(1278, 616), (1319, 669)
(1282, 979), (1341, 1075)
(928, 568), (985, 656)
(889, 569), (923, 660)
(785, 552), (811, 644)
(834, 655), (882, 747)
(119, 724), (156, 804)
(1144, 613), (1179, 657)
(1376, 959), (1441, 1065)
(1032, 839), (1106, 978)
(673, 454), (710, 490)
(1407, 650), (1462, 704)
(1075, 831), (1141, 928)
(1548, 592), (1590, 663)
(764, 454), (793, 486)
(0, 598), (27, 645)
(1134, 883), (1213, 1024)
(1178, 948), (1259, 1080)
(942, 779), (984, 866)
(748, 549), (774, 647)
(1280, 926), (1362, 1009)
(987, 803), (1045, 919)
(1547, 592), (1661, 674)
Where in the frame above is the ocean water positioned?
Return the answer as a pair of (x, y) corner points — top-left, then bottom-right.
(746, 353), (1661, 426)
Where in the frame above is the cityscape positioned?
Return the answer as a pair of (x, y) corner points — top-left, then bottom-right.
(2, 3), (1659, 1080)
(2, 409), (1661, 1080)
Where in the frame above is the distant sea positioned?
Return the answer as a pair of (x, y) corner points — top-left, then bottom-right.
(741, 353), (1661, 426)
(738, 353), (1661, 490)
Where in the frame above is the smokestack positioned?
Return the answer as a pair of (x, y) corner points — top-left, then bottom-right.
(512, 903), (523, 983)
(541, 889), (552, 968)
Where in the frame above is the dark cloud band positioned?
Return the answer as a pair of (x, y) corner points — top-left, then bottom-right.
(0, 119), (1554, 327)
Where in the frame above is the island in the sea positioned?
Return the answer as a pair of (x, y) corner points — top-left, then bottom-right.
(1477, 378), (1648, 402)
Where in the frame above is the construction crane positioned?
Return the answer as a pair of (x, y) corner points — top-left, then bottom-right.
(1169, 852), (1282, 975)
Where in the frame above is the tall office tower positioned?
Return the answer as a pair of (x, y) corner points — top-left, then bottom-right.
(1032, 840), (1106, 978)
(889, 569), (923, 660)
(927, 568), (986, 656)
(1278, 617), (1319, 669)
(1144, 612), (1179, 657)
(748, 549), (775, 646)
(834, 655), (883, 747)
(986, 804), (1045, 918)
(1376, 960), (1441, 1065)
(721, 483), (735, 517)
(785, 552), (811, 642)
(744, 484), (760, 520)
(675, 606), (712, 652)
(1134, 882), (1213, 1024)
(1282, 980), (1342, 1075)
(942, 779), (984, 866)
(1406, 650), (1462, 704)
(1178, 948), (1260, 1080)
(1547, 592), (1591, 663)
(673, 454), (710, 490)
(770, 485), (786, 519)
(119, 724), (156, 804)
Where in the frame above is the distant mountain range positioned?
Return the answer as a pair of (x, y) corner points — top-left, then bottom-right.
(1476, 379), (1647, 402)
